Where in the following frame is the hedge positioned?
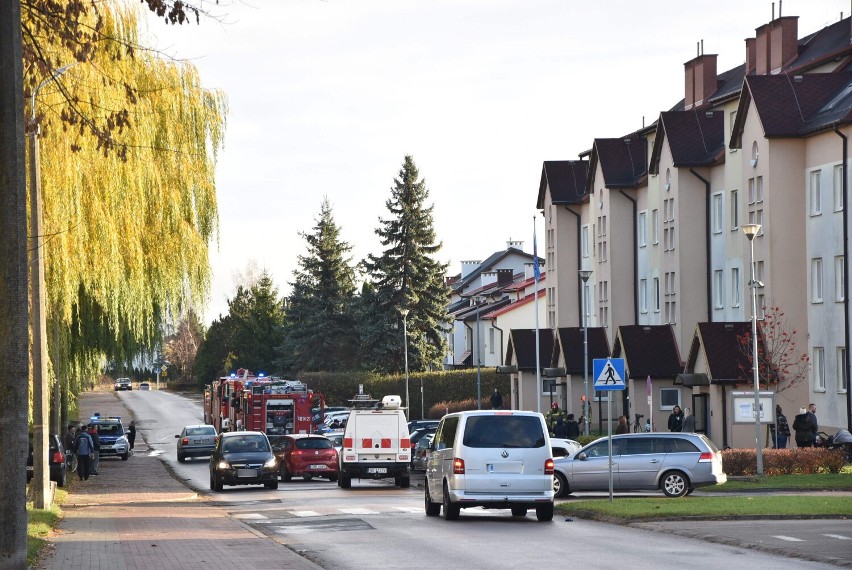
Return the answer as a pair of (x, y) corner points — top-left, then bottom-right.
(721, 447), (848, 475)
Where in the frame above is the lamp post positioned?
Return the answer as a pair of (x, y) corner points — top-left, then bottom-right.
(475, 297), (483, 410)
(579, 269), (593, 436)
(400, 308), (410, 420)
(743, 223), (764, 476)
(29, 63), (77, 509)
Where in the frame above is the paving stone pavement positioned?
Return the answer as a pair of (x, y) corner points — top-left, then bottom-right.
(35, 391), (321, 570)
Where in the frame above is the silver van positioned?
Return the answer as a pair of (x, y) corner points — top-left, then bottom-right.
(425, 410), (555, 521)
(552, 432), (727, 498)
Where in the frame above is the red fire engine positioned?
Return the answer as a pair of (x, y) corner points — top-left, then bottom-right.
(204, 371), (325, 435)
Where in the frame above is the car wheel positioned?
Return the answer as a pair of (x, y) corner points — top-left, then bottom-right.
(57, 466), (67, 488)
(328, 473), (338, 482)
(686, 488), (695, 496)
(661, 470), (689, 498)
(553, 472), (569, 498)
(265, 479), (279, 490)
(511, 507), (527, 517)
(424, 483), (441, 516)
(212, 472), (223, 492)
(398, 475), (410, 488)
(121, 453), (129, 461)
(442, 482), (460, 521)
(535, 503), (554, 522)
(338, 471), (351, 489)
(177, 452), (185, 463)
(281, 466), (292, 482)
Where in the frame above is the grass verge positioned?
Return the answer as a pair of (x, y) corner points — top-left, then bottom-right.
(708, 472), (852, 491)
(556, 495), (852, 522)
(27, 488), (67, 567)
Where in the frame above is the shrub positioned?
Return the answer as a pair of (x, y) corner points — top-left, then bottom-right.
(722, 447), (847, 476)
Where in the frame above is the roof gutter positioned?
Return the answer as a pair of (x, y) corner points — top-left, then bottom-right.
(834, 124), (852, 432)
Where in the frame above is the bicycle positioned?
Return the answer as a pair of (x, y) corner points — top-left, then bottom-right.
(65, 451), (78, 473)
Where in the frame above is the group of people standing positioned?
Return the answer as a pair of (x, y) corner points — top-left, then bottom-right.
(63, 419), (136, 480)
(544, 402), (582, 438)
(666, 405), (696, 433)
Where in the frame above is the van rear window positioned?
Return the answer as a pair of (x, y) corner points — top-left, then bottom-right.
(462, 416), (545, 448)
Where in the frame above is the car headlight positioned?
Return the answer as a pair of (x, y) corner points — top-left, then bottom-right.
(263, 457), (277, 469)
(216, 460), (231, 470)
(117, 436), (128, 444)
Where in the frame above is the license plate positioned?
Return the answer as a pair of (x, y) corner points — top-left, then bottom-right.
(367, 467), (387, 474)
(309, 464), (327, 470)
(236, 468), (259, 478)
(193, 440), (205, 444)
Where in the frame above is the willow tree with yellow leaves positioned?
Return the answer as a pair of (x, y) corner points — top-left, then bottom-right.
(2, 0), (226, 562)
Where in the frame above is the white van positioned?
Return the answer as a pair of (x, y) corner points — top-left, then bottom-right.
(338, 395), (410, 488)
(425, 410), (555, 521)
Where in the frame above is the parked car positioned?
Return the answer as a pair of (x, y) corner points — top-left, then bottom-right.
(552, 432), (727, 499)
(90, 415), (130, 460)
(324, 430), (344, 454)
(27, 433), (67, 488)
(411, 433), (433, 472)
(175, 425), (218, 462)
(209, 431), (279, 491)
(269, 434), (338, 482)
(409, 426), (437, 466)
(114, 377), (132, 391)
(408, 419), (439, 433)
(550, 437), (583, 458)
(425, 410), (555, 521)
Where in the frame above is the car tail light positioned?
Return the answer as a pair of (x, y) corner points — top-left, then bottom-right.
(544, 458), (554, 474)
(452, 457), (465, 474)
(181, 438), (189, 445)
(52, 451), (64, 463)
(698, 452), (714, 463)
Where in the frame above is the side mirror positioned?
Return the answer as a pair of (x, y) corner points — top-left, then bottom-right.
(577, 452), (587, 461)
(174, 434), (180, 438)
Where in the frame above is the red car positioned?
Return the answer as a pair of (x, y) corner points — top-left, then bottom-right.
(269, 434), (339, 482)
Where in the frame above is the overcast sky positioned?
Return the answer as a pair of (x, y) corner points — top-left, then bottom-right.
(150, 0), (847, 323)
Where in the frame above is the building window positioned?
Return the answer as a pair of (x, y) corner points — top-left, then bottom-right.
(748, 178), (756, 205)
(542, 377), (557, 396)
(755, 176), (764, 203)
(713, 269), (724, 309)
(813, 347), (825, 391)
(599, 305), (608, 325)
(663, 227), (675, 251)
(598, 281), (609, 302)
(651, 209), (659, 244)
(731, 267), (741, 308)
(664, 272), (675, 297)
(660, 388), (681, 411)
(583, 283), (591, 318)
(639, 279), (648, 314)
(834, 164), (845, 212)
(653, 277), (660, 313)
(664, 198), (674, 222)
(730, 189), (739, 230)
(839, 347), (848, 393)
(638, 211), (647, 247)
(836, 256), (846, 302)
(582, 225), (590, 258)
(810, 170), (822, 216)
(812, 257), (824, 303)
(712, 193), (723, 233)
(748, 209), (764, 234)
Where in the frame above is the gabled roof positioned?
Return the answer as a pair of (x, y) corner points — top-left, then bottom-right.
(649, 110), (725, 175)
(786, 17), (852, 74)
(505, 329), (554, 371)
(554, 327), (610, 374)
(482, 289), (544, 319)
(586, 136), (648, 192)
(462, 297), (513, 321)
(536, 160), (589, 209)
(612, 325), (682, 379)
(685, 322), (754, 383)
(451, 247), (541, 292)
(730, 72), (852, 147)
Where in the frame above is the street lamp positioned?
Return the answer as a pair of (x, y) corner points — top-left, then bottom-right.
(400, 308), (410, 420)
(475, 297), (483, 410)
(579, 269), (593, 436)
(743, 223), (764, 476)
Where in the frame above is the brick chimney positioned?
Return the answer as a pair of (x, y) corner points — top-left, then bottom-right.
(755, 16), (798, 75)
(683, 53), (718, 110)
(745, 37), (756, 74)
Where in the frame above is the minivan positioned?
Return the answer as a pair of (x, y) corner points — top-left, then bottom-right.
(425, 410), (555, 521)
(552, 432), (727, 498)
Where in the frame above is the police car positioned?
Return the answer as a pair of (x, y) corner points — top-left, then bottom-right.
(90, 414), (131, 460)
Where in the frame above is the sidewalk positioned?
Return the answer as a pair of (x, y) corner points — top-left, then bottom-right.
(37, 391), (321, 570)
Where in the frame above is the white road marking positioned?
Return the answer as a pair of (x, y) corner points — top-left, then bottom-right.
(393, 507), (423, 513)
(772, 535), (804, 542)
(339, 508), (379, 515)
(291, 511), (321, 517)
(822, 534), (851, 540)
(233, 513), (268, 520)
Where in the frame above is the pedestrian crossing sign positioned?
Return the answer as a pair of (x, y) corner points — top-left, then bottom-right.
(593, 358), (626, 391)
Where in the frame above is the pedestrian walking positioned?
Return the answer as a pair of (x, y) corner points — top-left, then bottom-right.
(87, 424), (101, 475)
(490, 388), (503, 410)
(770, 405), (791, 449)
(74, 427), (94, 481)
(127, 420), (136, 450)
(682, 407), (696, 433)
(793, 407), (816, 448)
(667, 405), (684, 432)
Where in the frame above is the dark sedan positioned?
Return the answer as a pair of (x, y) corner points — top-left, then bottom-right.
(27, 434), (67, 487)
(209, 431), (279, 491)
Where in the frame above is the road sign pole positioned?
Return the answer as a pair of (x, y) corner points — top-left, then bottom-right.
(608, 395), (613, 502)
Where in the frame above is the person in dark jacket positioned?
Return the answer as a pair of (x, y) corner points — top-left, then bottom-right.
(793, 407), (816, 447)
(490, 388), (504, 410)
(73, 427), (94, 481)
(615, 415), (629, 434)
(667, 406), (684, 432)
(553, 415), (569, 438)
(565, 414), (580, 439)
(87, 424), (101, 475)
(127, 420), (137, 450)
(769, 405), (791, 449)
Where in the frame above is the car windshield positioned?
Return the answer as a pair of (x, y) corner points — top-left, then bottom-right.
(462, 416), (546, 448)
(186, 427), (216, 436)
(97, 424), (123, 436)
(223, 436), (269, 453)
(296, 438), (332, 450)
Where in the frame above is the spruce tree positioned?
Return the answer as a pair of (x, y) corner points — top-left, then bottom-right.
(361, 156), (449, 372)
(279, 198), (357, 372)
(227, 272), (286, 375)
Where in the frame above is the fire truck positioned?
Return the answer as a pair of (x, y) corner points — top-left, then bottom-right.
(204, 371), (325, 436)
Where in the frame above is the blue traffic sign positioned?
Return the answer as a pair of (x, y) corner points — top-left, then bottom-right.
(593, 358), (626, 391)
